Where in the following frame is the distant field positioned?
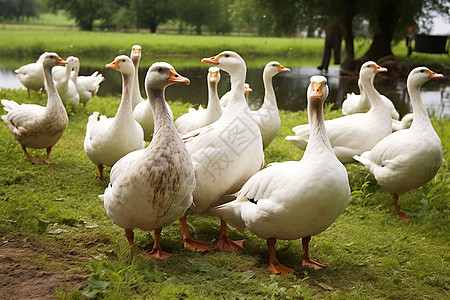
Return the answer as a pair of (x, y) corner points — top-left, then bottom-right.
(0, 22), (449, 70)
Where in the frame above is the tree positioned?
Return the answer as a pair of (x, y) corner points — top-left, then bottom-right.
(0, 0), (39, 21)
(131, 0), (174, 33)
(361, 0), (450, 61)
(46, 0), (124, 31)
(176, 0), (214, 35)
(243, 0), (449, 66)
(205, 0), (233, 35)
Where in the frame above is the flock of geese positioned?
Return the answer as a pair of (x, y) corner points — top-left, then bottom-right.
(1, 45), (444, 274)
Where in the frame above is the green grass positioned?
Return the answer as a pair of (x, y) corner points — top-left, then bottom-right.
(2, 25), (450, 70)
(0, 25), (323, 66)
(0, 88), (448, 299)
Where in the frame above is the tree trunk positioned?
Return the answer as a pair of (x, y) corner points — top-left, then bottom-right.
(364, 31), (393, 61)
(339, 2), (356, 72)
(362, 1), (398, 61)
(149, 20), (158, 33)
(196, 24), (202, 35)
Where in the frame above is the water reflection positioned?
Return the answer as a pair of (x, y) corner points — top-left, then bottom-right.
(1, 64), (449, 118)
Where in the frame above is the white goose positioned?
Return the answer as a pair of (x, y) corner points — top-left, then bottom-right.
(101, 62), (194, 259)
(251, 61), (290, 149)
(14, 52), (47, 97)
(53, 56), (80, 112)
(2, 53), (69, 164)
(131, 45), (173, 141)
(212, 76), (350, 274)
(342, 77), (400, 120)
(354, 67), (443, 221)
(130, 45), (145, 109)
(71, 57), (104, 105)
(286, 61), (392, 164)
(178, 51), (264, 252)
(175, 67), (223, 135)
(84, 55), (145, 181)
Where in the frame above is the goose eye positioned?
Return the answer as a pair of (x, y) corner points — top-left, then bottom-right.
(224, 54), (230, 58)
(158, 68), (162, 72)
(122, 59), (126, 62)
(420, 69), (425, 73)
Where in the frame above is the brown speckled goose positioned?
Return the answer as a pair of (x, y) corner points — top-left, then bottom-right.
(100, 62), (194, 259)
(1, 52), (69, 164)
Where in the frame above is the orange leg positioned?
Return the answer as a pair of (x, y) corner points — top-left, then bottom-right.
(391, 193), (412, 221)
(142, 227), (174, 260)
(43, 147), (53, 164)
(21, 145), (39, 164)
(178, 212), (210, 252)
(301, 236), (327, 269)
(97, 164), (105, 181)
(125, 228), (137, 258)
(213, 218), (245, 251)
(267, 238), (296, 275)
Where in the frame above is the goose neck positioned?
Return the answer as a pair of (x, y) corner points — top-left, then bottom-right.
(304, 100), (332, 155)
(224, 69), (247, 111)
(71, 61), (79, 81)
(115, 72), (134, 121)
(44, 65), (62, 108)
(361, 75), (387, 113)
(262, 74), (277, 108)
(207, 81), (222, 114)
(148, 88), (177, 134)
(407, 81), (431, 129)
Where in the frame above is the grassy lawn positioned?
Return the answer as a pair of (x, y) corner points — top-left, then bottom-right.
(0, 87), (448, 299)
(1, 25), (450, 70)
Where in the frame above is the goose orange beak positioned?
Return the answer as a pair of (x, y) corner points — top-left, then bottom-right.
(56, 56), (68, 65)
(210, 71), (219, 82)
(168, 69), (190, 85)
(428, 70), (444, 79)
(374, 64), (388, 73)
(105, 59), (120, 70)
(310, 82), (324, 99)
(132, 48), (141, 57)
(279, 64), (290, 72)
(201, 54), (221, 65)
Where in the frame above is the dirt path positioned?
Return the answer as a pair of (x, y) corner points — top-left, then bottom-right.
(0, 239), (89, 300)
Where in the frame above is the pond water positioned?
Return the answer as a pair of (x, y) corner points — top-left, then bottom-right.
(1, 63), (449, 119)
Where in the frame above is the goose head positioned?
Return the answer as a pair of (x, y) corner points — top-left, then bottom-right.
(201, 51), (245, 75)
(264, 61), (290, 78)
(65, 56), (77, 70)
(407, 66), (444, 88)
(208, 67), (221, 83)
(42, 52), (68, 69)
(130, 44), (142, 64)
(359, 61), (387, 81)
(106, 55), (135, 76)
(308, 75), (329, 103)
(72, 56), (80, 69)
(145, 62), (190, 92)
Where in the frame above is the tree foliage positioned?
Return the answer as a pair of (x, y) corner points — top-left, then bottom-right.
(131, 0), (175, 33)
(0, 0), (39, 21)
